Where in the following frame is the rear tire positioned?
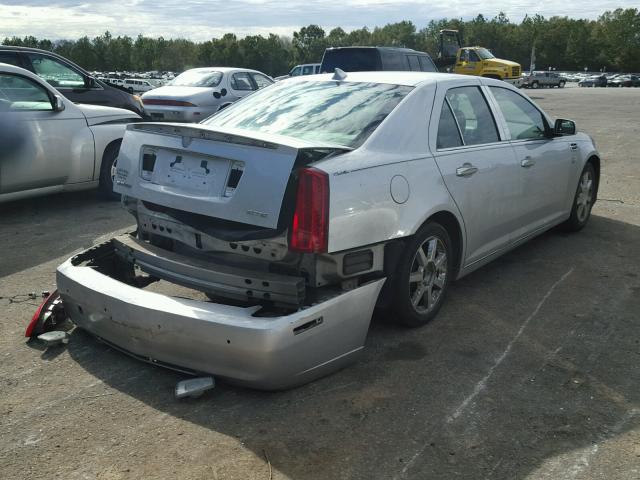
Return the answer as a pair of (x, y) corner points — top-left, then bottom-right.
(559, 81), (566, 88)
(98, 141), (122, 200)
(531, 81), (539, 89)
(391, 223), (452, 327)
(560, 162), (596, 232)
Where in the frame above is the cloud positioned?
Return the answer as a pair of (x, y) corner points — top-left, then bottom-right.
(0, 0), (633, 40)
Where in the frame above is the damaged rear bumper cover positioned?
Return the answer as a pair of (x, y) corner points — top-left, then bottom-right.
(56, 250), (385, 390)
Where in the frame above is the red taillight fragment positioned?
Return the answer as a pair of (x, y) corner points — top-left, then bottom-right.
(25, 293), (52, 337)
(290, 167), (329, 253)
(142, 99), (197, 107)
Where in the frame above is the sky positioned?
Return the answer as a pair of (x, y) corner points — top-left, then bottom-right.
(0, 1), (634, 41)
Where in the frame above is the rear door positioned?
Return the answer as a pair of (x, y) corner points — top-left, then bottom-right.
(430, 82), (520, 266)
(0, 71), (91, 194)
(229, 71), (255, 100)
(487, 86), (573, 238)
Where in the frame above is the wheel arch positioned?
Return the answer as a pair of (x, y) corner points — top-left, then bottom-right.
(586, 154), (601, 200)
(98, 138), (122, 185)
(426, 210), (464, 278)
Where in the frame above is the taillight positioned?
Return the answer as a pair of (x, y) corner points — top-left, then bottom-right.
(290, 167), (329, 253)
(142, 99), (197, 107)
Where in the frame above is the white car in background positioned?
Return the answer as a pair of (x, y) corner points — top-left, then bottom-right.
(0, 63), (140, 202)
(274, 63), (321, 81)
(123, 78), (155, 94)
(141, 67), (274, 123)
(55, 71), (600, 389)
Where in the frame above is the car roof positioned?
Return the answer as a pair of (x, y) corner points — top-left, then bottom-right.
(284, 71), (491, 87)
(324, 46), (425, 53)
(181, 67), (265, 74)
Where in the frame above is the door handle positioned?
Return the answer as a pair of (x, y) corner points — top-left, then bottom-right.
(456, 163), (478, 177)
(570, 143), (578, 151)
(521, 157), (535, 168)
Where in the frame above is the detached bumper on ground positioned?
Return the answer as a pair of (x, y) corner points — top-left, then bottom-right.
(56, 251), (384, 390)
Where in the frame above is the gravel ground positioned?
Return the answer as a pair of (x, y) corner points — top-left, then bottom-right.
(1, 86), (639, 480)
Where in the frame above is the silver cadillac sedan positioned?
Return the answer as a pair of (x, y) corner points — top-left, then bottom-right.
(53, 71), (599, 389)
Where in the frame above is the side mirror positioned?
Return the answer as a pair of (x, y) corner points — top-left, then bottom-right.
(52, 94), (65, 112)
(86, 76), (98, 88)
(554, 118), (576, 136)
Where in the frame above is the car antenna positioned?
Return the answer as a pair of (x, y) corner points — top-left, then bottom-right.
(332, 68), (347, 81)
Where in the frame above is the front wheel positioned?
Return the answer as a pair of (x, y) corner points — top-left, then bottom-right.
(559, 81), (566, 88)
(560, 163), (596, 232)
(531, 81), (539, 89)
(391, 223), (452, 327)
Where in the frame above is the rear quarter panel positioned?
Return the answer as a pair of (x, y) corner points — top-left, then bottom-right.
(325, 155), (462, 253)
(318, 82), (464, 253)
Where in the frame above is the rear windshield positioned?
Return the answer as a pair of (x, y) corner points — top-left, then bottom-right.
(204, 80), (412, 148)
(169, 69), (222, 87)
(321, 49), (381, 73)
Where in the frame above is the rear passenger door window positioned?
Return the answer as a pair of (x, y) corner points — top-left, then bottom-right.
(302, 65), (314, 75)
(26, 53), (85, 89)
(0, 52), (24, 68)
(230, 72), (254, 91)
(407, 55), (421, 71)
(250, 73), (273, 89)
(419, 56), (436, 72)
(444, 86), (499, 146)
(489, 87), (547, 140)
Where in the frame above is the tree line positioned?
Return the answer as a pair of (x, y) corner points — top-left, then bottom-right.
(3, 8), (639, 75)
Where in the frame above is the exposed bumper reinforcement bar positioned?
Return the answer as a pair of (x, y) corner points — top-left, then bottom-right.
(112, 233), (305, 307)
(56, 251), (385, 390)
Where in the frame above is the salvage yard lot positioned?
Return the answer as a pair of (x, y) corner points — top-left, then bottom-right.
(1, 87), (639, 480)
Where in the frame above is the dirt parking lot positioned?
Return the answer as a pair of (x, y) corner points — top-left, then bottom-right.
(1, 87), (639, 480)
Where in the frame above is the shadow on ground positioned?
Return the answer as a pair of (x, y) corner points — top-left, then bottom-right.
(66, 214), (640, 479)
(0, 191), (132, 278)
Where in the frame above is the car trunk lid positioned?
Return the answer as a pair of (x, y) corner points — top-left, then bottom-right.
(114, 123), (348, 229)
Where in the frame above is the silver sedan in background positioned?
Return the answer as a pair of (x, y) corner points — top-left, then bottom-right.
(0, 63), (140, 203)
(140, 67), (274, 122)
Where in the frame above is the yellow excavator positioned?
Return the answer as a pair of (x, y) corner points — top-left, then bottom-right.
(436, 29), (523, 87)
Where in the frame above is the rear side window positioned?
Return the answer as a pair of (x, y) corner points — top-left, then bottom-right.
(419, 56), (437, 72)
(0, 52), (23, 68)
(302, 65), (314, 75)
(321, 49), (380, 73)
(407, 55), (420, 71)
(250, 73), (272, 89)
(490, 87), (547, 140)
(437, 100), (463, 149)
(380, 50), (408, 71)
(231, 72), (254, 91)
(445, 86), (499, 146)
(26, 53), (85, 88)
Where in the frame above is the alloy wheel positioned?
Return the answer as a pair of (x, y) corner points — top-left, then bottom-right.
(408, 236), (448, 314)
